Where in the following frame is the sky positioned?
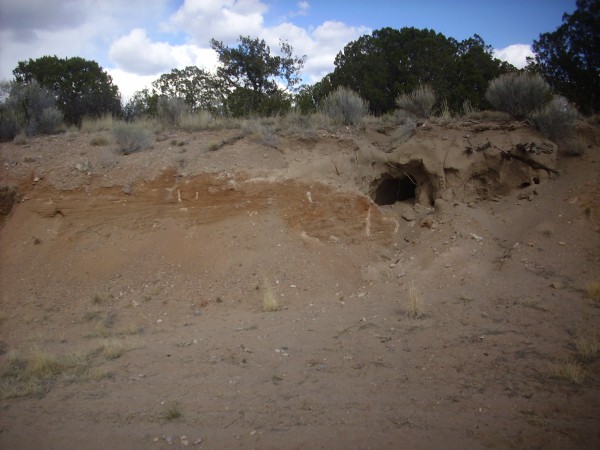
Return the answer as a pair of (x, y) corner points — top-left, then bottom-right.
(0, 0), (576, 101)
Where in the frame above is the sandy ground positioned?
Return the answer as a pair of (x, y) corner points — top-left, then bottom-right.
(0, 120), (599, 449)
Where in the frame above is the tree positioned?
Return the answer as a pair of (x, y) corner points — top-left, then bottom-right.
(13, 56), (122, 125)
(528, 0), (599, 114)
(123, 88), (159, 121)
(210, 36), (306, 116)
(151, 66), (224, 114)
(325, 27), (512, 115)
(452, 35), (515, 111)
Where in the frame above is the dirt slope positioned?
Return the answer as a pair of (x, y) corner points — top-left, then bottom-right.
(1, 120), (599, 449)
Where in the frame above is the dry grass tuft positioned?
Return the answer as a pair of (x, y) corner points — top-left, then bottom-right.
(585, 281), (600, 304)
(161, 402), (183, 421)
(0, 347), (95, 398)
(101, 339), (127, 360)
(575, 333), (599, 362)
(80, 114), (114, 133)
(262, 278), (279, 312)
(408, 281), (424, 318)
(550, 359), (587, 384)
(90, 134), (111, 146)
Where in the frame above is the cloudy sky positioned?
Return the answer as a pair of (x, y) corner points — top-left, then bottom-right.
(0, 0), (576, 101)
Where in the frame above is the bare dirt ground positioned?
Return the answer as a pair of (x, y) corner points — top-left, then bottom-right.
(1, 119), (599, 449)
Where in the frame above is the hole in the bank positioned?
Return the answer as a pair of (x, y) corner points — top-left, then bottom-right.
(373, 175), (416, 205)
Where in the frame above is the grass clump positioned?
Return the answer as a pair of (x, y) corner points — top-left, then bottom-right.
(13, 133), (27, 145)
(101, 339), (127, 360)
(0, 346), (94, 398)
(485, 72), (551, 120)
(179, 111), (215, 131)
(408, 281), (424, 318)
(574, 333), (599, 362)
(243, 120), (280, 148)
(396, 85), (436, 119)
(550, 359), (586, 384)
(80, 114), (114, 133)
(161, 402), (183, 421)
(320, 86), (368, 126)
(262, 279), (279, 312)
(90, 134), (111, 146)
(586, 281), (600, 305)
(112, 122), (153, 155)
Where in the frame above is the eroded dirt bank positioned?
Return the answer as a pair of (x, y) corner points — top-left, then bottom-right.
(1, 121), (599, 449)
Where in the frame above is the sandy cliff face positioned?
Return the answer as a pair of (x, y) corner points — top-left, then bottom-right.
(0, 119), (598, 449)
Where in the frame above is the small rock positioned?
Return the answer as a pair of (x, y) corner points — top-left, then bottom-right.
(193, 438), (203, 445)
(401, 210), (416, 222)
(551, 282), (564, 290)
(75, 161), (91, 172)
(470, 233), (484, 242)
(419, 217), (434, 228)
(558, 241), (566, 246)
(250, 430), (257, 436)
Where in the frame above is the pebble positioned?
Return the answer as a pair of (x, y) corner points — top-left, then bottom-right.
(551, 281), (564, 290)
(470, 233), (483, 242)
(401, 210), (416, 222)
(558, 241), (566, 246)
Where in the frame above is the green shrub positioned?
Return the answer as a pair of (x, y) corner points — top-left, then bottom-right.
(485, 72), (551, 120)
(0, 80), (63, 140)
(0, 106), (23, 141)
(530, 95), (579, 142)
(112, 122), (153, 155)
(33, 107), (63, 135)
(396, 85), (436, 118)
(319, 86), (368, 126)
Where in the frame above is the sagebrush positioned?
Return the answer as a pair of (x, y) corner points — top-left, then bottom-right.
(320, 87), (368, 126)
(396, 85), (436, 118)
(485, 72), (551, 120)
(112, 122), (153, 155)
(531, 96), (578, 142)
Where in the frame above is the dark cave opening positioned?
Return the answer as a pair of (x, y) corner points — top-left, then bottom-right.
(373, 175), (416, 205)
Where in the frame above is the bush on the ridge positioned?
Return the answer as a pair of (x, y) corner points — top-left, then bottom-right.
(485, 72), (551, 120)
(396, 85), (436, 118)
(319, 87), (368, 126)
(0, 80), (63, 140)
(530, 95), (579, 142)
(112, 122), (153, 155)
(157, 96), (188, 126)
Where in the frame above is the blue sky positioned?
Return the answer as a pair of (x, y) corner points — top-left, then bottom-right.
(0, 0), (576, 100)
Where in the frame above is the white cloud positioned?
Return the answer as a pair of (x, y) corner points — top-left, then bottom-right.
(0, 0), (369, 99)
(107, 68), (158, 102)
(493, 44), (535, 69)
(167, 0), (268, 45)
(109, 29), (180, 75)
